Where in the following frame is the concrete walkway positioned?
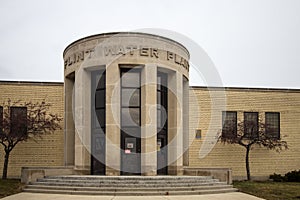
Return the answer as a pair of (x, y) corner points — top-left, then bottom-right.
(1, 192), (264, 200)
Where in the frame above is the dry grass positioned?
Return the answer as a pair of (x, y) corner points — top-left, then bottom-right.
(0, 179), (24, 198)
(234, 181), (300, 200)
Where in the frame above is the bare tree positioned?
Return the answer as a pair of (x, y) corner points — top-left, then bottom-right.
(0, 99), (62, 179)
(219, 113), (288, 181)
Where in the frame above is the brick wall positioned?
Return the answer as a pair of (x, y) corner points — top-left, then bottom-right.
(188, 87), (300, 180)
(0, 81), (64, 178)
(1, 81), (299, 179)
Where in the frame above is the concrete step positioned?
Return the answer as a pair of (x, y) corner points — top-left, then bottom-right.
(35, 178), (221, 185)
(26, 183), (233, 191)
(43, 175), (214, 181)
(23, 175), (237, 196)
(23, 188), (238, 196)
(30, 181), (225, 188)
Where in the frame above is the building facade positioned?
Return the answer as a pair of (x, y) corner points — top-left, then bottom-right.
(0, 81), (64, 177)
(189, 86), (300, 180)
(0, 32), (299, 179)
(63, 32), (190, 176)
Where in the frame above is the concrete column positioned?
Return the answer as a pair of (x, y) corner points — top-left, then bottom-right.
(168, 71), (184, 175)
(141, 64), (157, 176)
(105, 63), (121, 176)
(64, 76), (75, 166)
(74, 69), (91, 174)
(183, 77), (189, 166)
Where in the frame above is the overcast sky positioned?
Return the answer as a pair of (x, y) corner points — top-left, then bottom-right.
(0, 0), (299, 89)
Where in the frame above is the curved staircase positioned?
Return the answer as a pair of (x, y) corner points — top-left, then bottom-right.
(23, 175), (237, 196)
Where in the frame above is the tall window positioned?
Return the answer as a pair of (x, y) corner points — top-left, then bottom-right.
(120, 68), (141, 175)
(0, 106), (3, 134)
(10, 107), (27, 136)
(157, 72), (168, 175)
(222, 111), (237, 138)
(157, 73), (168, 130)
(95, 71), (106, 130)
(121, 69), (141, 129)
(244, 112), (258, 139)
(265, 112), (280, 139)
(92, 70), (106, 175)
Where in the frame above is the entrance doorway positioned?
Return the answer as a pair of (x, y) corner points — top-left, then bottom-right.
(157, 72), (168, 175)
(120, 68), (141, 175)
(91, 70), (106, 175)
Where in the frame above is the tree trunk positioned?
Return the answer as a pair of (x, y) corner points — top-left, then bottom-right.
(245, 146), (251, 181)
(2, 151), (10, 179)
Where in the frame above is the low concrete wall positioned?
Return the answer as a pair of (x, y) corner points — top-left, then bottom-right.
(21, 166), (233, 184)
(184, 167), (232, 184)
(21, 166), (75, 184)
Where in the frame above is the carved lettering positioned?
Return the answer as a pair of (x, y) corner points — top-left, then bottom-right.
(68, 54), (76, 66)
(167, 51), (174, 60)
(151, 48), (159, 58)
(64, 45), (189, 72)
(85, 48), (95, 58)
(140, 47), (149, 56)
(64, 59), (68, 68)
(104, 46), (127, 56)
(126, 45), (137, 55)
(104, 46), (116, 56)
(76, 51), (84, 62)
(181, 58), (187, 69)
(174, 54), (181, 65)
(117, 46), (125, 55)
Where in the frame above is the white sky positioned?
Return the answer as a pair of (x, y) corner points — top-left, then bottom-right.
(0, 0), (299, 89)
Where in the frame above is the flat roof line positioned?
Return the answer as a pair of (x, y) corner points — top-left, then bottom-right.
(0, 81), (299, 92)
(0, 80), (64, 86)
(190, 85), (300, 92)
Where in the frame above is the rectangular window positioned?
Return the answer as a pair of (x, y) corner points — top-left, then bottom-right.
(222, 111), (237, 138)
(121, 69), (141, 128)
(91, 70), (106, 175)
(265, 112), (280, 139)
(0, 106), (3, 134)
(244, 112), (258, 139)
(10, 107), (27, 136)
(95, 71), (106, 128)
(122, 88), (140, 107)
(120, 68), (142, 175)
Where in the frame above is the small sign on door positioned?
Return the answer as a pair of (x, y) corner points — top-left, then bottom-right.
(125, 149), (131, 154)
(127, 143), (134, 149)
(157, 139), (162, 151)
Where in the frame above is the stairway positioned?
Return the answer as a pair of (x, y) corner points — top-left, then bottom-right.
(23, 175), (238, 196)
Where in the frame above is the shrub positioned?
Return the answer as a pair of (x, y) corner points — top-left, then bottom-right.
(285, 170), (300, 182)
(269, 173), (286, 182)
(270, 170), (300, 182)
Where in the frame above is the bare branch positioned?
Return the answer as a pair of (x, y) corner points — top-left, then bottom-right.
(0, 99), (62, 179)
(219, 113), (288, 181)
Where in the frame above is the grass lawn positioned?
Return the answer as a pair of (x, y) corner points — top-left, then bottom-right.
(0, 179), (24, 198)
(1, 179), (300, 199)
(234, 181), (300, 200)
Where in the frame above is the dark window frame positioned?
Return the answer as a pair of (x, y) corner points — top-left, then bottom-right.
(265, 112), (280, 140)
(244, 112), (259, 139)
(157, 72), (168, 130)
(120, 67), (142, 175)
(222, 111), (237, 139)
(10, 106), (27, 136)
(120, 68), (141, 128)
(0, 106), (3, 134)
(157, 71), (168, 175)
(95, 70), (106, 129)
(91, 70), (106, 175)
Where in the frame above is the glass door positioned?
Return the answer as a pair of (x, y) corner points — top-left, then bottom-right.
(120, 68), (141, 175)
(157, 72), (168, 175)
(91, 70), (106, 175)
